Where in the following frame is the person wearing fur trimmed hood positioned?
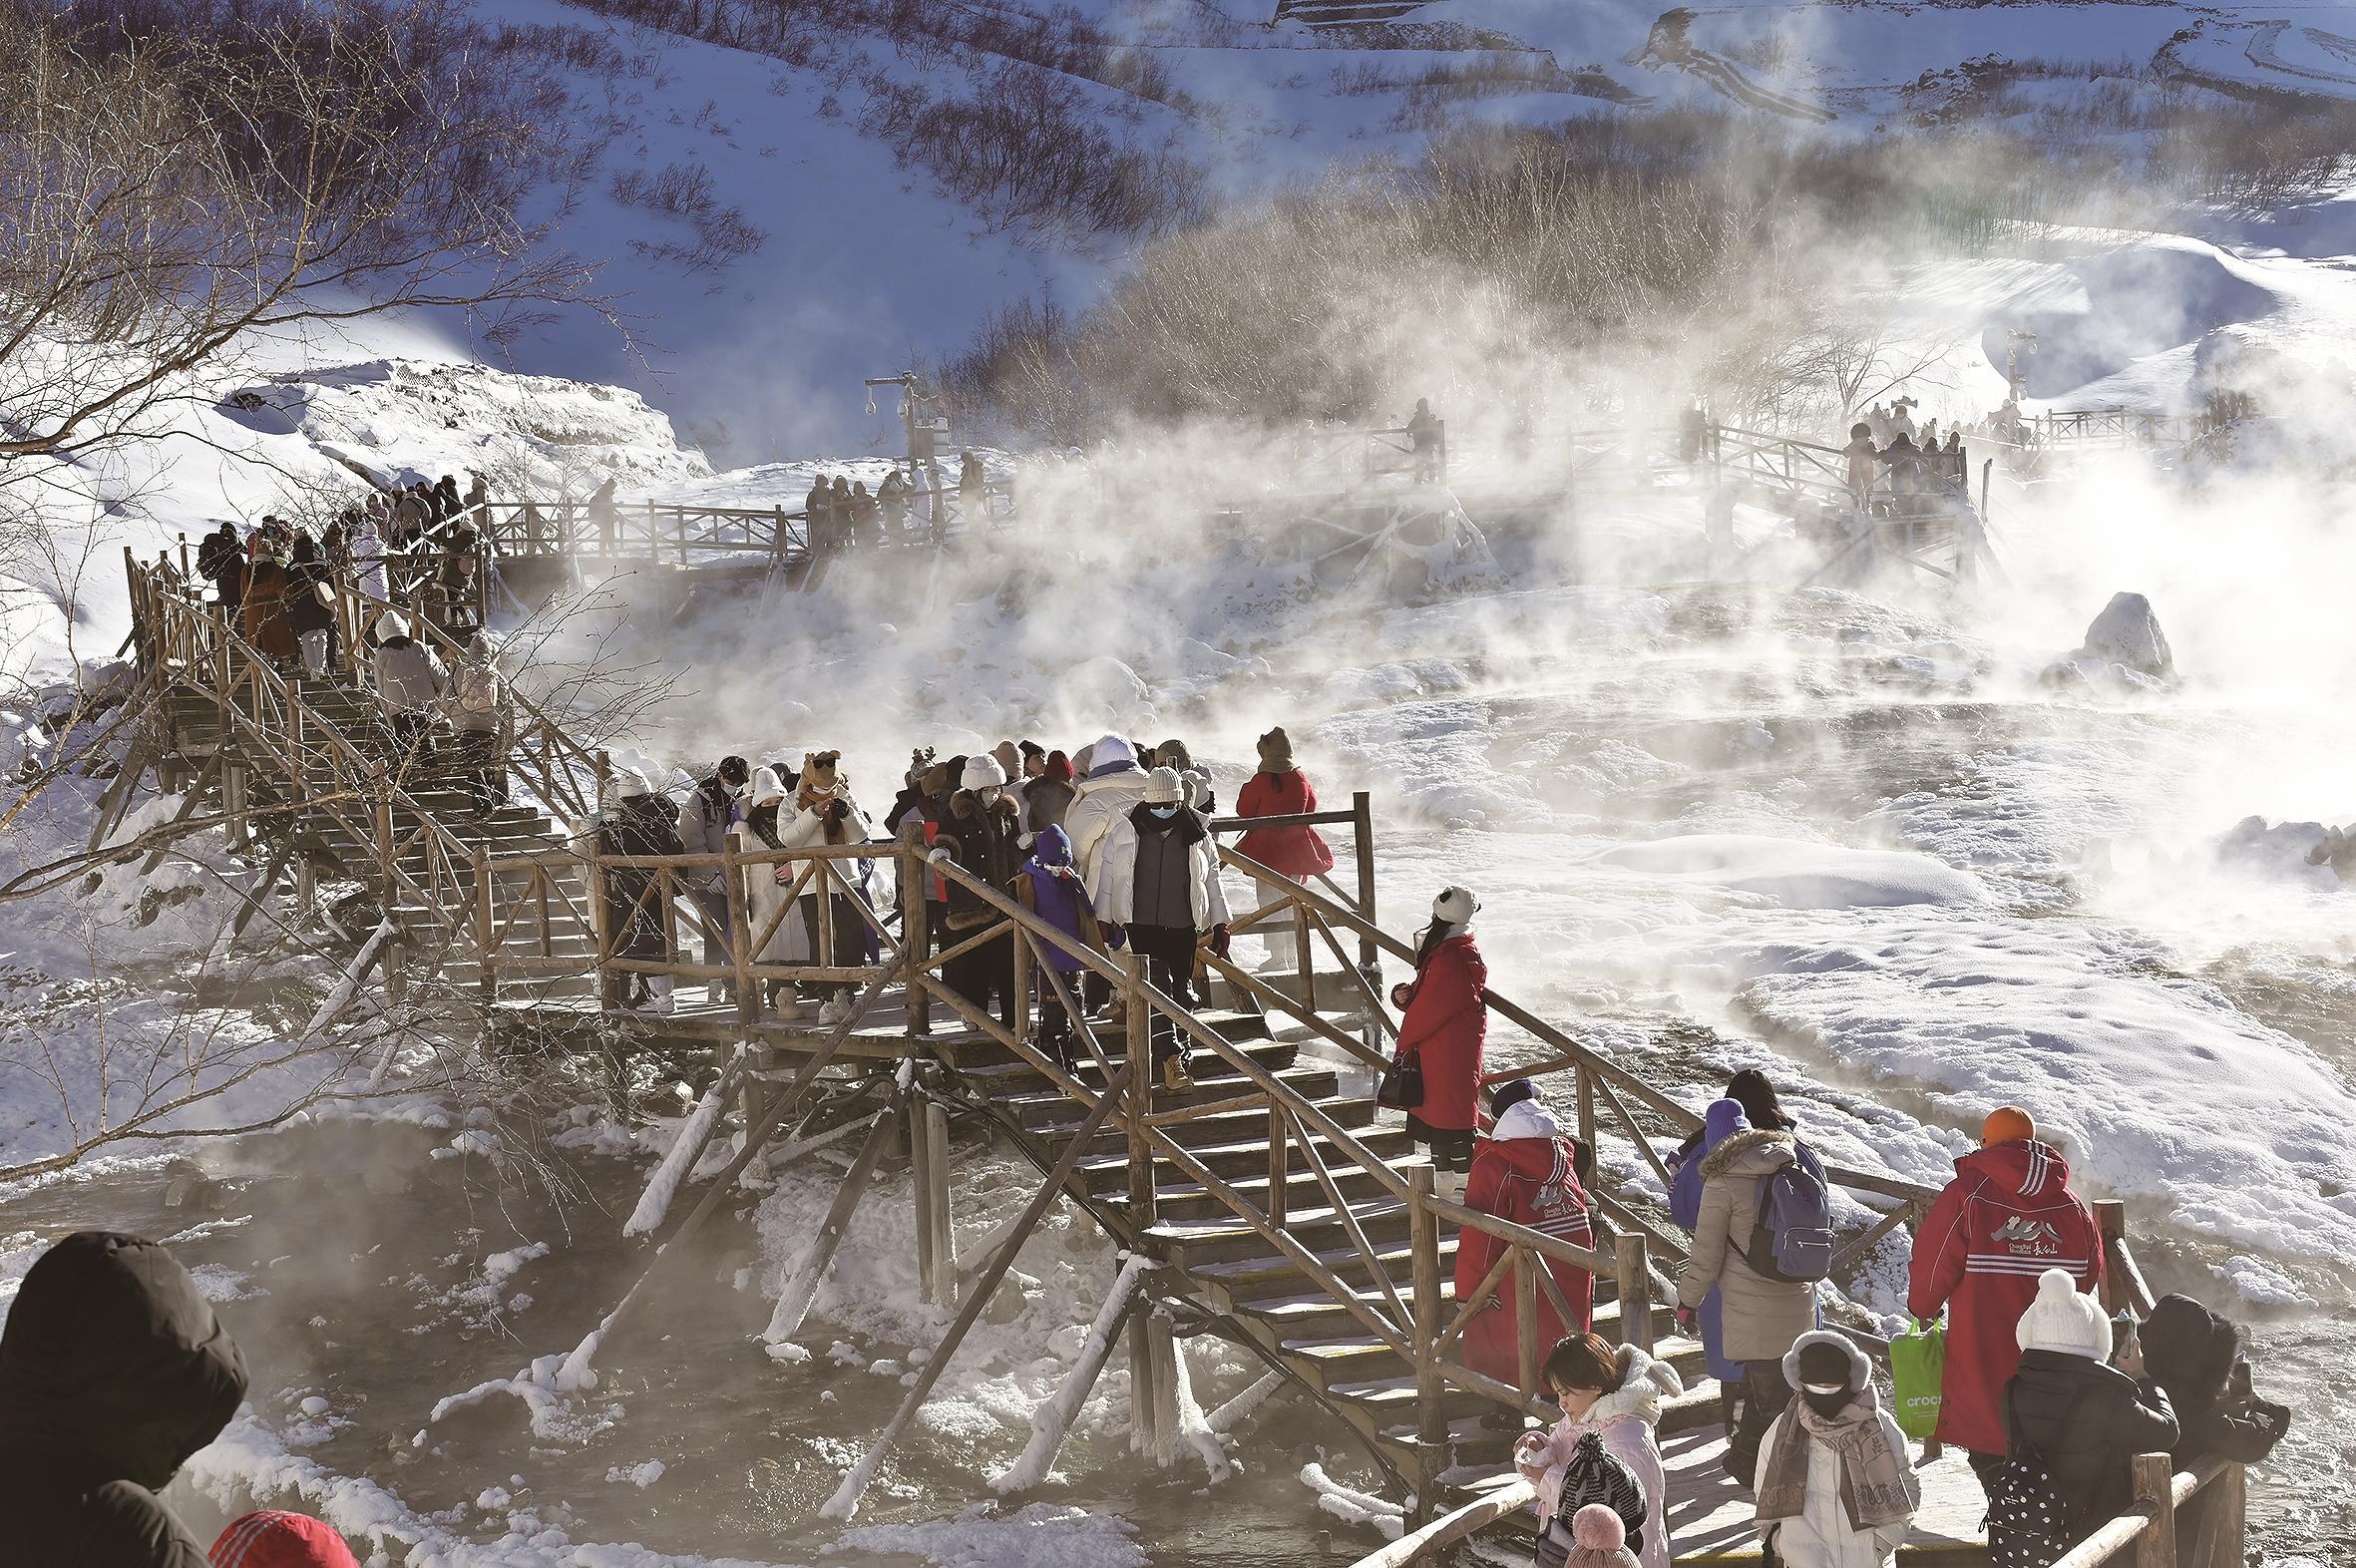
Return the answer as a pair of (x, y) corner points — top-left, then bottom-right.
(1090, 765), (1231, 1090)
(1906, 1106), (2104, 1493)
(2002, 1269), (2176, 1545)
(1390, 887), (1486, 1186)
(1762, 1328), (1922, 1563)
(1515, 1332), (1685, 1568)
(1753, 1332), (1920, 1568)
(2137, 1293), (2290, 1464)
(932, 752), (1026, 1029)
(780, 751), (874, 1025)
(1676, 1119), (1818, 1483)
(1459, 1079), (1596, 1390)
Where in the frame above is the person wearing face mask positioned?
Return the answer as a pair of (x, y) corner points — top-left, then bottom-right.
(932, 753), (1026, 1028)
(1515, 1332), (1683, 1568)
(1088, 765), (1231, 1091)
(678, 756), (750, 1004)
(1753, 1332), (1920, 1568)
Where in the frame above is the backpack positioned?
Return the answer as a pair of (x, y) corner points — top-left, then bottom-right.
(1745, 1152), (1833, 1283)
(457, 666), (500, 716)
(1987, 1385), (2097, 1568)
(1536, 1432), (1646, 1568)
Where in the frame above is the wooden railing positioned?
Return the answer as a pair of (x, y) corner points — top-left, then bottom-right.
(127, 557), (487, 956)
(465, 480), (1014, 569)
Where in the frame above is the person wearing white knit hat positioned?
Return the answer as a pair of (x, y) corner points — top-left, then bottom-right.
(1995, 1269), (2177, 1556)
(934, 748), (1025, 1030)
(597, 765), (684, 1015)
(1385, 886), (1487, 1195)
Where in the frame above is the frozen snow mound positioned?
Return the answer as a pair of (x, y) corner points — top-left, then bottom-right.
(1589, 835), (1990, 909)
(2078, 591), (2174, 680)
(2043, 591), (2173, 693)
(2215, 815), (2351, 887)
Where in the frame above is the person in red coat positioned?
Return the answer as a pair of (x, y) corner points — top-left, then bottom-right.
(1457, 1078), (1597, 1402)
(1234, 726), (1336, 976)
(1389, 886), (1486, 1191)
(1907, 1105), (2106, 1498)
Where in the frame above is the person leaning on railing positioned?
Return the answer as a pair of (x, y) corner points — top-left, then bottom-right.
(598, 768), (685, 1015)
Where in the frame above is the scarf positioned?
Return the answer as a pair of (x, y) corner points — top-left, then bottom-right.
(1754, 1389), (1917, 1532)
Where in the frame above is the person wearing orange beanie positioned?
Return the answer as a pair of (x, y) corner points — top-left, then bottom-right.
(1982, 1106), (2036, 1146)
(1909, 1108), (2105, 1502)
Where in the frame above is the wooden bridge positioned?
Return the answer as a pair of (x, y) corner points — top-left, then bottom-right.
(115, 543), (2246, 1563)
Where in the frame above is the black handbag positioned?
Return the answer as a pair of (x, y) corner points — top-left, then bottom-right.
(1376, 1050), (1424, 1110)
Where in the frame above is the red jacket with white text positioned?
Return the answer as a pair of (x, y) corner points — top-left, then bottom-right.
(1907, 1138), (2106, 1455)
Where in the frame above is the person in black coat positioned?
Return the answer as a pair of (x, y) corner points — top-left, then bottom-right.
(600, 769), (686, 1013)
(0, 1231), (249, 1568)
(932, 754), (1024, 1027)
(2138, 1294), (2291, 1463)
(2004, 1269), (2177, 1542)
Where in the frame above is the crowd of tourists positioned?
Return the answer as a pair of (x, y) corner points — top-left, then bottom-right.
(1841, 399), (1971, 510)
(590, 726), (1333, 1093)
(796, 453), (990, 555)
(190, 471), (494, 679)
(1393, 1012), (2297, 1568)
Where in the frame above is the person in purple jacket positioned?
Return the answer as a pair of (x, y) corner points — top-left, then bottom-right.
(1014, 825), (1106, 1068)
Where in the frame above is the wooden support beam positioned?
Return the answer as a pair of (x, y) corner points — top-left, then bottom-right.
(821, 1055), (1134, 1521)
(763, 1102), (903, 1344)
(1408, 1164), (1444, 1531)
(1145, 1306), (1182, 1468)
(919, 1099), (956, 1307)
(991, 1255), (1155, 1492)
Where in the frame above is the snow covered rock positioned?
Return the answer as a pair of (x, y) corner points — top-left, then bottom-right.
(2077, 591), (2174, 680)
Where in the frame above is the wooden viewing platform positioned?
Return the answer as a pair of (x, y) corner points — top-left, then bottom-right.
(112, 537), (2244, 1564)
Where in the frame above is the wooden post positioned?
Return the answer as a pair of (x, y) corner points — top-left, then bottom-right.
(1616, 1232), (1654, 1354)
(917, 1099), (956, 1307)
(1127, 1303), (1159, 1460)
(1408, 1164), (1444, 1531)
(725, 838), (757, 1030)
(912, 1093), (940, 1304)
(472, 845), (494, 1013)
(1011, 920), (1032, 1045)
(2205, 1462), (2245, 1568)
(2094, 1200), (2128, 1314)
(1352, 791), (1377, 968)
(221, 762), (249, 852)
(1124, 951), (1155, 1227)
(1576, 1063), (1597, 1155)
(1145, 1307), (1181, 1467)
(900, 831), (931, 1039)
(2132, 1452), (2176, 1568)
(1293, 896), (1315, 1011)
(1267, 1099), (1289, 1231)
(1514, 1250), (1541, 1398)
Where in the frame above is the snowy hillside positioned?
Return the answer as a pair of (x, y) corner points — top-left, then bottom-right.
(425, 0), (2356, 458)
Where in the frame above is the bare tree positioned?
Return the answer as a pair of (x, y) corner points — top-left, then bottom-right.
(0, 1), (604, 476)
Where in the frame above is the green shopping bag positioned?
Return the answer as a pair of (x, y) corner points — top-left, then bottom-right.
(1889, 1317), (1945, 1442)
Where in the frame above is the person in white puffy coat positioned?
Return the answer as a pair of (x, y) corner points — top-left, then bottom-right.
(778, 752), (875, 1025)
(1752, 1332), (1919, 1568)
(1088, 766), (1231, 1089)
(731, 766), (812, 1017)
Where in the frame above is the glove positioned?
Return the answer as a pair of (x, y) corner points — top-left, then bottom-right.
(927, 847), (952, 865)
(1390, 981), (1413, 1010)
(1211, 923), (1231, 958)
